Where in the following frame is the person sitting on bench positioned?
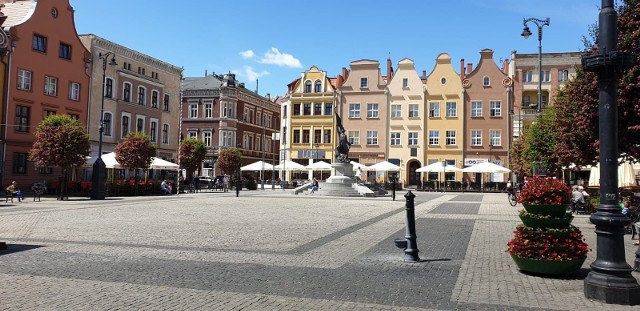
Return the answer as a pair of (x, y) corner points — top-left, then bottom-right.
(7, 181), (23, 202)
(160, 179), (172, 195)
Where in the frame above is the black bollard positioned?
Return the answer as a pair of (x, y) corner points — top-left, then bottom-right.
(392, 177), (396, 201)
(393, 191), (420, 262)
(236, 180), (240, 197)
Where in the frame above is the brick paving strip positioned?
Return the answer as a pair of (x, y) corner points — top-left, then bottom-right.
(0, 192), (639, 310)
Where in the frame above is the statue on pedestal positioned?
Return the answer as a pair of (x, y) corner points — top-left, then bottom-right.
(335, 112), (351, 163)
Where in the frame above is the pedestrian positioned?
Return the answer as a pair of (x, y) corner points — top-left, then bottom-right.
(355, 167), (362, 184)
(160, 179), (172, 195)
(310, 177), (319, 194)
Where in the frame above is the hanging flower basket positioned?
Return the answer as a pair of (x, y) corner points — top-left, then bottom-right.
(511, 255), (586, 275)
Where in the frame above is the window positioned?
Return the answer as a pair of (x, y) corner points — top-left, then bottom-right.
(408, 132), (418, 146)
(203, 131), (212, 147)
(523, 71), (533, 82)
(446, 102), (457, 117)
(44, 76), (57, 96)
(391, 105), (401, 118)
(45, 110), (56, 118)
(189, 103), (198, 118)
(121, 115), (130, 138)
(367, 103), (379, 118)
(349, 103), (360, 118)
(314, 103), (322, 115)
(204, 101), (213, 118)
(17, 69), (32, 91)
(136, 117), (145, 133)
(68, 82), (80, 101)
(137, 86), (146, 105)
(428, 130), (439, 145)
(348, 130), (360, 145)
(256, 112), (262, 126)
(103, 113), (112, 136)
(302, 129), (310, 144)
(542, 96), (548, 105)
(105, 78), (114, 98)
(15, 105), (30, 133)
(523, 96), (531, 106)
(471, 101), (482, 117)
(408, 104), (419, 118)
(33, 34), (47, 53)
(445, 130), (457, 145)
(483, 76), (490, 86)
(151, 90), (159, 108)
(390, 132), (401, 145)
(303, 103), (311, 116)
(39, 166), (52, 175)
(69, 114), (79, 120)
(188, 131), (197, 140)
(559, 70), (569, 81)
(490, 130), (502, 146)
(123, 82), (131, 102)
(360, 77), (368, 88)
(163, 94), (170, 111)
(304, 80), (312, 93)
(402, 78), (408, 88)
(314, 80), (322, 92)
(59, 43), (71, 60)
(429, 102), (440, 117)
(293, 104), (301, 115)
(324, 103), (332, 115)
(490, 101), (501, 117)
(148, 120), (157, 142)
(542, 70), (550, 82)
(293, 129), (301, 144)
(314, 129), (321, 144)
(162, 124), (169, 144)
(13, 153), (28, 174)
(323, 129), (332, 144)
(471, 130), (482, 146)
(366, 130), (378, 145)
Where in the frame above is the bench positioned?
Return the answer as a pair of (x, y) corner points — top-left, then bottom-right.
(32, 187), (45, 202)
(5, 190), (13, 203)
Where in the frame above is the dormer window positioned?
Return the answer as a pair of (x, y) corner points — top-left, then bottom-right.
(304, 80), (312, 93)
(360, 77), (368, 88)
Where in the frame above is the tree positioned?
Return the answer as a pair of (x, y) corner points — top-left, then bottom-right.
(525, 107), (562, 175)
(29, 115), (90, 200)
(114, 132), (157, 175)
(178, 138), (207, 179)
(216, 147), (242, 175)
(554, 0), (640, 165)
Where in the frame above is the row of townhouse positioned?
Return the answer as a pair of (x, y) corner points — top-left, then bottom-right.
(0, 0), (183, 188)
(280, 49), (581, 187)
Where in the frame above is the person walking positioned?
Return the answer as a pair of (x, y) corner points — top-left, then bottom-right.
(355, 168), (362, 184)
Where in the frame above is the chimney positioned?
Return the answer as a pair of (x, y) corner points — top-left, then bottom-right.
(336, 74), (344, 87)
(266, 93), (271, 101)
(342, 67), (349, 81)
(387, 56), (394, 81)
(422, 70), (426, 78)
(502, 59), (509, 75)
(467, 63), (473, 74)
(460, 59), (465, 80)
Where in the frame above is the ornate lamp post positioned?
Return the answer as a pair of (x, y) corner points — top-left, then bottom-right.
(521, 17), (550, 115)
(582, 0), (639, 305)
(91, 51), (117, 200)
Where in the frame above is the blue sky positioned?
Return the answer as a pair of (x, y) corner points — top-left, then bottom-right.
(70, 0), (601, 98)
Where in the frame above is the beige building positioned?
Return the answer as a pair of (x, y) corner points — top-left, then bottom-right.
(462, 49), (512, 187)
(80, 35), (183, 162)
(337, 59), (389, 174)
(387, 58), (425, 187)
(425, 53), (464, 187)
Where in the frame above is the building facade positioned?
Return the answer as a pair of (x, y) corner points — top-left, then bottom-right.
(181, 73), (280, 178)
(1, 0), (91, 187)
(79, 34), (183, 163)
(425, 53), (464, 184)
(287, 66), (336, 179)
(387, 58), (425, 187)
(461, 49), (513, 185)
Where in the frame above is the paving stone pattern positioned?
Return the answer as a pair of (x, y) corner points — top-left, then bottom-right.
(0, 191), (639, 310)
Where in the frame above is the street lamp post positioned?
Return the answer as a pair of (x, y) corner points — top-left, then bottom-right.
(521, 17), (550, 115)
(488, 144), (494, 183)
(261, 114), (266, 190)
(91, 51), (117, 200)
(582, 0), (639, 305)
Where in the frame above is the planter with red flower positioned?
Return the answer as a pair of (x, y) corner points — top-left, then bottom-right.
(507, 176), (590, 275)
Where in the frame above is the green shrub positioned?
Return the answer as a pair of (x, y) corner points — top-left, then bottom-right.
(246, 178), (257, 190)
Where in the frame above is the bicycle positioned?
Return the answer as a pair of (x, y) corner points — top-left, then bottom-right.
(508, 188), (519, 206)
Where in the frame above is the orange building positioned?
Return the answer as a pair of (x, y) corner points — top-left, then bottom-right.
(0, 0), (91, 187)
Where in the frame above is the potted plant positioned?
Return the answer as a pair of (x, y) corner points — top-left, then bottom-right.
(246, 177), (257, 190)
(507, 176), (590, 275)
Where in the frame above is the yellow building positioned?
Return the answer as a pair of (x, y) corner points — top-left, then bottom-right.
(288, 66), (336, 180)
(425, 53), (464, 187)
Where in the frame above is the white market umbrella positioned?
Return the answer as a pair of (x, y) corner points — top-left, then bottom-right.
(305, 161), (332, 170)
(589, 161), (636, 187)
(367, 160), (402, 172)
(416, 162), (462, 173)
(84, 152), (122, 169)
(462, 162), (511, 173)
(240, 160), (274, 171)
(149, 157), (179, 170)
(274, 160), (305, 171)
(350, 161), (368, 171)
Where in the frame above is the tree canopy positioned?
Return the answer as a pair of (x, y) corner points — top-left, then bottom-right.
(114, 132), (157, 171)
(29, 114), (90, 169)
(216, 148), (242, 175)
(179, 138), (207, 176)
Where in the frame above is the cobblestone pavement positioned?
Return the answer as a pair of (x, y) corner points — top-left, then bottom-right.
(1, 191), (639, 310)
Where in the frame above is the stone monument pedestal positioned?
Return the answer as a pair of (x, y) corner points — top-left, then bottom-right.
(317, 162), (362, 197)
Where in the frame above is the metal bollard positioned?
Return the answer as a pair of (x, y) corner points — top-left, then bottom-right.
(392, 177), (396, 201)
(393, 191), (420, 262)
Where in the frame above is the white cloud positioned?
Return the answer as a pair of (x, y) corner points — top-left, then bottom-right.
(239, 50), (255, 59)
(233, 66), (270, 83)
(258, 47), (303, 68)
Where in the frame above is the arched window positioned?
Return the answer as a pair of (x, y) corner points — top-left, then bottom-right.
(304, 80), (312, 93)
(483, 76), (490, 86)
(314, 80), (322, 93)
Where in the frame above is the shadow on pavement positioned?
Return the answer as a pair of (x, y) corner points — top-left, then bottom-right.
(519, 267), (590, 280)
(0, 244), (43, 256)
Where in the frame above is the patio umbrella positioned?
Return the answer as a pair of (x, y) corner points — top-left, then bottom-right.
(416, 162), (462, 173)
(306, 161), (332, 180)
(462, 162), (511, 173)
(367, 160), (402, 172)
(350, 161), (368, 171)
(274, 160), (305, 170)
(240, 160), (274, 171)
(149, 157), (179, 170)
(84, 152), (122, 169)
(588, 161), (636, 187)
